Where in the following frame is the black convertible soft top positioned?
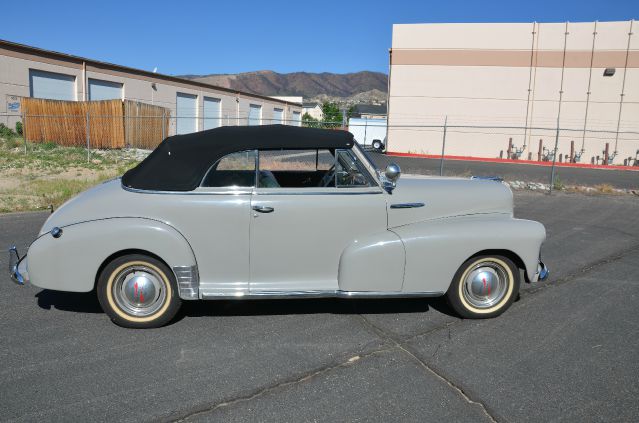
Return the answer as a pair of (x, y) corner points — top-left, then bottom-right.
(122, 125), (355, 191)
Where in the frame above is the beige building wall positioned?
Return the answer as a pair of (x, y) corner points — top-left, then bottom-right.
(0, 40), (302, 135)
(303, 104), (323, 120)
(388, 21), (639, 165)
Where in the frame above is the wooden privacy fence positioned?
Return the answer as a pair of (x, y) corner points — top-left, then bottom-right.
(124, 100), (170, 149)
(21, 98), (170, 149)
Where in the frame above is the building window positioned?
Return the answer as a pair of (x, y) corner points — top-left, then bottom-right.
(203, 97), (222, 130)
(88, 78), (123, 100)
(29, 69), (76, 101)
(176, 92), (198, 134)
(248, 104), (262, 126)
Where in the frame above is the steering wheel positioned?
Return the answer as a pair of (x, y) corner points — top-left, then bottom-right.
(319, 164), (336, 187)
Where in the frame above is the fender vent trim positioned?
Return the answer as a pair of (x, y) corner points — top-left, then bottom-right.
(173, 265), (199, 300)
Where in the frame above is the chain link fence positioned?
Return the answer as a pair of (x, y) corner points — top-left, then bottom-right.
(1, 112), (638, 192)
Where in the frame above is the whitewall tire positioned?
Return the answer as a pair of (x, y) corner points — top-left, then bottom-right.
(97, 254), (181, 328)
(446, 255), (520, 319)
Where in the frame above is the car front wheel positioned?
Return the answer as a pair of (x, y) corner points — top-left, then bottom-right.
(372, 140), (383, 151)
(97, 254), (181, 328)
(446, 255), (520, 319)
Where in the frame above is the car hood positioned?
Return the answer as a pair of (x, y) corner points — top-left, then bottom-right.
(386, 175), (513, 228)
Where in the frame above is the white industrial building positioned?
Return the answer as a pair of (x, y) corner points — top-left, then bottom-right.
(387, 21), (639, 166)
(1, 39), (303, 135)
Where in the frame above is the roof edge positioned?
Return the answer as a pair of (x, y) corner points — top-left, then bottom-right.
(0, 39), (302, 107)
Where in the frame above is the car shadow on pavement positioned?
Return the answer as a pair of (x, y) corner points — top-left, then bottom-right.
(33, 289), (458, 320)
(177, 296), (457, 320)
(36, 289), (102, 313)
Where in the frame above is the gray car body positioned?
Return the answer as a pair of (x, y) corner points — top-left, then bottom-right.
(21, 148), (546, 300)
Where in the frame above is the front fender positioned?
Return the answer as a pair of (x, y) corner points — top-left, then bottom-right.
(391, 215), (546, 293)
(338, 230), (405, 292)
(27, 218), (197, 294)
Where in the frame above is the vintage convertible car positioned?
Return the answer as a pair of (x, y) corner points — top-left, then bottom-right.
(9, 125), (548, 328)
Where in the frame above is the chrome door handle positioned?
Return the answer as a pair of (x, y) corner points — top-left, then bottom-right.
(252, 205), (274, 213)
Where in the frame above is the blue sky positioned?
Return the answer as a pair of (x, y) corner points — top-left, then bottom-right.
(2, 0), (637, 75)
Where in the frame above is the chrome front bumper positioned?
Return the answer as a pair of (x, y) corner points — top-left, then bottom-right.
(9, 246), (28, 285)
(535, 260), (549, 282)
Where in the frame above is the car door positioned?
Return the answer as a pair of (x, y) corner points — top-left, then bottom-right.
(189, 150), (256, 297)
(249, 149), (389, 293)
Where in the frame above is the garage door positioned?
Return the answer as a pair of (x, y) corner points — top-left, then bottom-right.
(29, 69), (76, 101)
(176, 93), (198, 134)
(88, 78), (123, 100)
(273, 108), (283, 124)
(203, 97), (221, 130)
(292, 111), (301, 126)
(248, 104), (261, 126)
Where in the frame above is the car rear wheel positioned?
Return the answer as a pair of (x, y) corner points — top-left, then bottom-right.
(97, 254), (181, 328)
(446, 255), (520, 319)
(372, 140), (383, 151)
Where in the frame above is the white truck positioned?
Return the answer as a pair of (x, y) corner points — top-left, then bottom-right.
(348, 117), (387, 151)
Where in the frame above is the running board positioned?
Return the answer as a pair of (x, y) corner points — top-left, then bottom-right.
(200, 290), (444, 300)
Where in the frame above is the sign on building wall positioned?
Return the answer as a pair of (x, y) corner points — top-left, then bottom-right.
(6, 95), (21, 114)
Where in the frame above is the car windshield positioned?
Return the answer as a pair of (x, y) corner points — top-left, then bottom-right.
(353, 143), (378, 169)
(352, 142), (381, 181)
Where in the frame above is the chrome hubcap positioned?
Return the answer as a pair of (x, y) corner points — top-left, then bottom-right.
(462, 262), (509, 309)
(112, 266), (166, 317)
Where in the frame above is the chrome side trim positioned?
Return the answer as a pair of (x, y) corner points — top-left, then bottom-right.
(200, 290), (443, 300)
(253, 190), (383, 196)
(122, 183), (252, 196)
(390, 202), (425, 209)
(173, 265), (199, 300)
(470, 176), (504, 182)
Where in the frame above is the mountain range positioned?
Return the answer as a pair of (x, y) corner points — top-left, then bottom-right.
(179, 70), (388, 104)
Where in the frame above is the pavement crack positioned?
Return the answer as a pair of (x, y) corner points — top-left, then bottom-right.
(356, 315), (498, 423)
(168, 343), (394, 422)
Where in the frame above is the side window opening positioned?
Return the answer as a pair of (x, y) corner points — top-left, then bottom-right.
(256, 149), (373, 189)
(258, 149), (335, 188)
(201, 150), (257, 188)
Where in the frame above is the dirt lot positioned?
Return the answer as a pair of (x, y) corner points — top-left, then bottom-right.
(0, 137), (141, 213)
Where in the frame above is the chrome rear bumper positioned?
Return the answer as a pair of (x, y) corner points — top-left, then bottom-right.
(9, 246), (28, 285)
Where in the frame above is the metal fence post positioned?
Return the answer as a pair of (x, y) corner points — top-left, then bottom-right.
(85, 110), (90, 163)
(549, 119), (560, 194)
(161, 110), (165, 141)
(439, 116), (448, 176)
(22, 112), (27, 155)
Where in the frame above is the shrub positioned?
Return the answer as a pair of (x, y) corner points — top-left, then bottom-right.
(15, 121), (23, 136)
(552, 174), (564, 191)
(0, 123), (17, 139)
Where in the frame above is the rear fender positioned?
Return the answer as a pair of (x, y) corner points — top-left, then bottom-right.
(27, 218), (197, 295)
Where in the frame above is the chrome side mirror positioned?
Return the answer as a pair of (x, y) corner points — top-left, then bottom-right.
(385, 163), (401, 183)
(381, 163), (401, 193)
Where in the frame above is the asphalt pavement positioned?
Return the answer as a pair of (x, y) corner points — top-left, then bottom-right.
(0, 191), (638, 422)
(368, 153), (639, 190)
